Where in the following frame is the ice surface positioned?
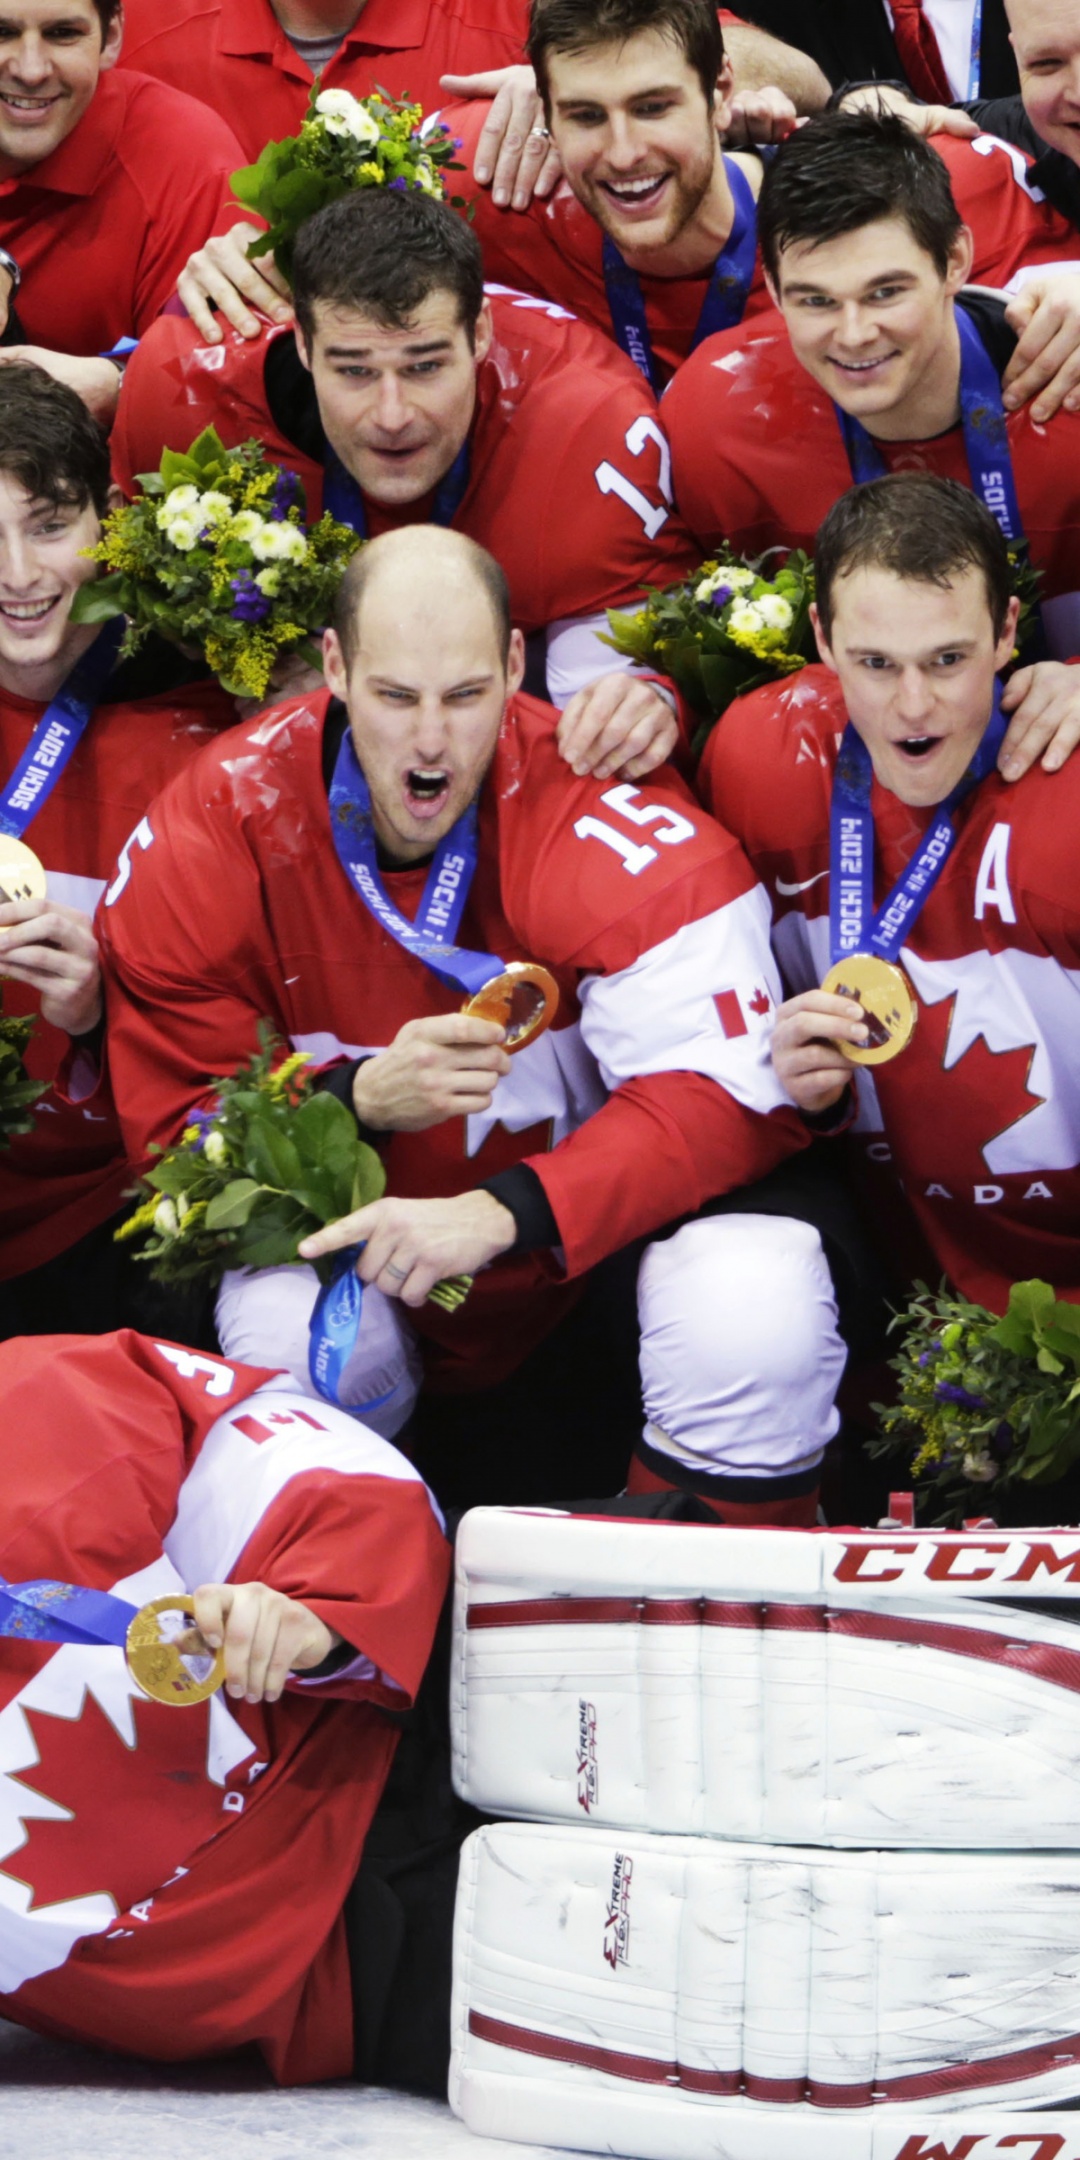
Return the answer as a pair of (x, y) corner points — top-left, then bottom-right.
(0, 2017), (570, 2160)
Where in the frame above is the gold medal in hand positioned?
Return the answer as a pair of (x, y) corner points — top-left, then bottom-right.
(0, 838), (47, 906)
(126, 1594), (225, 1708)
(821, 954), (917, 1066)
(461, 962), (560, 1053)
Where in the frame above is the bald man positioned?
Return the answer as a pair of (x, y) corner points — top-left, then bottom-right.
(98, 525), (841, 1527)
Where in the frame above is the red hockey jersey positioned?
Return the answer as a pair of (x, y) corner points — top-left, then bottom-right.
(117, 0), (529, 165)
(111, 291), (696, 640)
(97, 689), (807, 1389)
(664, 303), (1080, 660)
(0, 73), (245, 356)
(0, 1329), (449, 2082)
(0, 671), (233, 1280)
(700, 665), (1080, 1311)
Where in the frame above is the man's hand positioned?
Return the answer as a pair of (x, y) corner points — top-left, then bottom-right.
(0, 346), (122, 427)
(557, 675), (679, 780)
(0, 262), (12, 340)
(999, 660), (1080, 779)
(1004, 274), (1080, 422)
(177, 221), (293, 345)
(439, 65), (562, 207)
(351, 1013), (511, 1132)
(0, 898), (101, 1036)
(190, 1580), (340, 1704)
(771, 988), (866, 1115)
(298, 1188), (518, 1304)
(838, 84), (978, 138)
(725, 85), (799, 146)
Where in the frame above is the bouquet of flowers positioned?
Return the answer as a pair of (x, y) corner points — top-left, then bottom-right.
(873, 1278), (1080, 1520)
(604, 549), (815, 754)
(70, 427), (360, 699)
(116, 1026), (470, 1312)
(231, 85), (467, 279)
(0, 1011), (43, 1147)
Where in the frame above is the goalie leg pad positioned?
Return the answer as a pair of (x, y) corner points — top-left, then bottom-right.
(451, 1822), (1080, 2157)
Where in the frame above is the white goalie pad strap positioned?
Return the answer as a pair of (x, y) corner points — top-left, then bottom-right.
(450, 1821), (1080, 2158)
(452, 1510), (1080, 1845)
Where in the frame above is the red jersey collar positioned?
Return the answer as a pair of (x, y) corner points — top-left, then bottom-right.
(218, 0), (433, 61)
(0, 68), (122, 200)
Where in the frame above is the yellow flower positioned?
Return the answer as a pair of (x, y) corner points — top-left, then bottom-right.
(268, 1049), (313, 1096)
(358, 160), (382, 182)
(114, 1193), (162, 1242)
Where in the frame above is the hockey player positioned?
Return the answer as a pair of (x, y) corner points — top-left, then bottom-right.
(0, 1326), (450, 2083)
(664, 107), (1080, 778)
(178, 0), (1080, 399)
(0, 364), (234, 1338)
(98, 524), (845, 1526)
(699, 470), (1080, 1316)
(114, 184), (695, 773)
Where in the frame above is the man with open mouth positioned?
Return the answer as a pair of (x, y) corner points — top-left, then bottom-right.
(700, 472), (1080, 1477)
(666, 102), (1080, 786)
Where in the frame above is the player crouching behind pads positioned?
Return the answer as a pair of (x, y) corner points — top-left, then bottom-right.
(99, 524), (847, 1520)
(701, 471), (1080, 1438)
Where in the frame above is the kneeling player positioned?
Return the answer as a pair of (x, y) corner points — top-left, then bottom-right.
(700, 472), (1080, 1366)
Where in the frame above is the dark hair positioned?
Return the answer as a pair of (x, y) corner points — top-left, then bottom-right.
(333, 529), (512, 672)
(529, 0), (724, 110)
(758, 108), (964, 286)
(92, 0), (121, 32)
(814, 473), (1013, 644)
(292, 190), (485, 350)
(0, 362), (110, 517)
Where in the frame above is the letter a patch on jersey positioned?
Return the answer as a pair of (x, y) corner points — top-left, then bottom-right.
(974, 821), (1017, 923)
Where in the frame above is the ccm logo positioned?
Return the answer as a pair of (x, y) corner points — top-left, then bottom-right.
(891, 2134), (1078, 2160)
(833, 1540), (1080, 1588)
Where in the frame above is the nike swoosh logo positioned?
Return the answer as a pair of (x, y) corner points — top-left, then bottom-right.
(775, 870), (829, 896)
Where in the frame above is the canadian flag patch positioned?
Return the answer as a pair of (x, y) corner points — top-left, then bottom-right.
(714, 985), (772, 1039)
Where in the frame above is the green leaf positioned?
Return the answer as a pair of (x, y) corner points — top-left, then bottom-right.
(204, 1177), (264, 1230)
(351, 1142), (386, 1213)
(68, 578), (126, 625)
(246, 1118), (302, 1190)
(159, 448), (203, 491)
(234, 1194), (311, 1270)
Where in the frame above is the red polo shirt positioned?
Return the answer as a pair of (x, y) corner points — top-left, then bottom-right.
(118, 0), (530, 163)
(0, 71), (245, 355)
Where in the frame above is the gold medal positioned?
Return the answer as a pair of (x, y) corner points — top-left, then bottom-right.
(821, 954), (917, 1066)
(0, 837), (46, 906)
(125, 1594), (225, 1709)
(462, 962), (560, 1053)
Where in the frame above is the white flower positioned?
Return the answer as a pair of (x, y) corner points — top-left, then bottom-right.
(231, 510), (264, 544)
(203, 1129), (227, 1167)
(755, 593), (794, 631)
(413, 154), (440, 196)
(153, 1197), (180, 1238)
(727, 600), (767, 637)
(255, 566), (282, 596)
(197, 490), (232, 526)
(162, 512), (201, 551)
(315, 88), (380, 145)
(162, 484), (199, 513)
(961, 1447), (997, 1484)
(694, 571), (724, 603)
(726, 567), (756, 591)
(250, 520), (308, 563)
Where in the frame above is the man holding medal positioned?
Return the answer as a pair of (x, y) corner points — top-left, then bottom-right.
(98, 523), (845, 1521)
(666, 107), (1080, 778)
(701, 470), (1080, 1330)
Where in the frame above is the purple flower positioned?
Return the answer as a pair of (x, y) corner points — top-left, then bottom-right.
(711, 584), (733, 610)
(388, 176), (408, 191)
(182, 1104), (219, 1152)
(230, 571), (270, 624)
(269, 469), (301, 521)
(934, 1380), (986, 1411)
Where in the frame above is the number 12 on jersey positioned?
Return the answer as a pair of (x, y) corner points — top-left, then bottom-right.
(574, 783), (696, 875)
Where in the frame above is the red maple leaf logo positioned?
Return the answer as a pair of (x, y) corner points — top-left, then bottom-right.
(3, 1689), (223, 1915)
(748, 987), (772, 1017)
(877, 991), (1045, 1187)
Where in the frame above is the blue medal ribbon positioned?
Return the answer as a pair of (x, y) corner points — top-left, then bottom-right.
(967, 0), (983, 99)
(830, 686), (1007, 965)
(321, 438), (471, 540)
(311, 726), (509, 1409)
(0, 1575), (137, 1649)
(0, 618), (125, 841)
(601, 156), (758, 393)
(836, 307), (1025, 548)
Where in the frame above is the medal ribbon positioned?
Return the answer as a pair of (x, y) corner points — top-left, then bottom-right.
(836, 308), (1024, 547)
(0, 1575), (137, 1648)
(0, 617), (125, 840)
(321, 438), (471, 540)
(308, 1249), (400, 1410)
(830, 687), (1007, 965)
(328, 725), (506, 996)
(967, 0), (983, 98)
(602, 156), (758, 393)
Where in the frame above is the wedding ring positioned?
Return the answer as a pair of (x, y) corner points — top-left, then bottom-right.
(385, 1262), (409, 1279)
(529, 125), (551, 139)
